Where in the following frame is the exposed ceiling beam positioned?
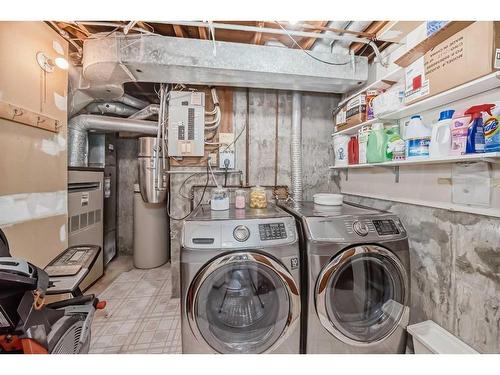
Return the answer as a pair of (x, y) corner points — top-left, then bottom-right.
(160, 21), (372, 44)
(172, 25), (187, 38)
(350, 21), (388, 54)
(198, 26), (208, 39)
(252, 21), (265, 45)
(278, 21), (375, 38)
(293, 21), (329, 50)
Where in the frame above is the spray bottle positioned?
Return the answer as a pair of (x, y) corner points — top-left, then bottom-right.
(465, 104), (495, 154)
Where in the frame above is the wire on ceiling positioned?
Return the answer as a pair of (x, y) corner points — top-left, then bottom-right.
(275, 22), (353, 66)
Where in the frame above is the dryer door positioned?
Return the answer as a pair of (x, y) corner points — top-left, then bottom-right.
(186, 251), (300, 353)
(315, 245), (408, 345)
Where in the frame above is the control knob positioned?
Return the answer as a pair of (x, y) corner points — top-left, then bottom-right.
(352, 221), (369, 236)
(233, 225), (250, 242)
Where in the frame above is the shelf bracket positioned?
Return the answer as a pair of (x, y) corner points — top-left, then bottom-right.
(482, 158), (500, 165)
(375, 165), (400, 183)
(345, 168), (349, 181)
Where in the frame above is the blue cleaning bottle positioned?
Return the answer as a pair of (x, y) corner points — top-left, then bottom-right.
(464, 104), (495, 154)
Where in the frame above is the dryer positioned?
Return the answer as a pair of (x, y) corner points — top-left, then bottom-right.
(181, 204), (301, 354)
(279, 200), (410, 354)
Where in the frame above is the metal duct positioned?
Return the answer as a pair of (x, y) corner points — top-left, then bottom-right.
(82, 33), (368, 95)
(68, 115), (158, 167)
(116, 94), (149, 109)
(85, 102), (138, 117)
(291, 92), (303, 202)
(128, 104), (160, 120)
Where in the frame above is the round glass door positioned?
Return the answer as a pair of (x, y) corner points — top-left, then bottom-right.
(188, 252), (299, 353)
(316, 245), (407, 344)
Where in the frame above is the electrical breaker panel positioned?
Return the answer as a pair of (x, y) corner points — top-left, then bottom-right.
(168, 91), (205, 157)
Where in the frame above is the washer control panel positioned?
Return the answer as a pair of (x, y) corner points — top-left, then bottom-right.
(184, 216), (297, 249)
(259, 223), (287, 241)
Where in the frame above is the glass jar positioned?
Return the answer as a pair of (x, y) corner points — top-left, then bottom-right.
(235, 190), (246, 209)
(211, 187), (229, 211)
(249, 186), (267, 209)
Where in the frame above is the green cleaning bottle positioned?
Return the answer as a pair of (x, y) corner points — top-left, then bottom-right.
(367, 122), (387, 163)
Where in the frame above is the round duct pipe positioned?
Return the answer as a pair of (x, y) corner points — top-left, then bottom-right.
(291, 92), (303, 202)
(68, 115), (158, 167)
(85, 102), (138, 117)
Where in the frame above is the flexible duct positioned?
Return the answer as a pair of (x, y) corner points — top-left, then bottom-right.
(68, 115), (158, 167)
(116, 94), (149, 109)
(85, 102), (138, 117)
(291, 92), (303, 202)
(128, 104), (160, 119)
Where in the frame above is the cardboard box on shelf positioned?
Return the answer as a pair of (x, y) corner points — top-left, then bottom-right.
(346, 94), (367, 127)
(334, 106), (347, 132)
(366, 89), (383, 120)
(404, 21), (500, 105)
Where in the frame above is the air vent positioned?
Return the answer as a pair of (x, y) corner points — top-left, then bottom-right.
(88, 210), (95, 225)
(95, 209), (101, 223)
(80, 212), (88, 228)
(70, 215), (80, 232)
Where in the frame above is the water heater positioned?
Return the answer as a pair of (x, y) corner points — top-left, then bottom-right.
(167, 91), (205, 157)
(138, 137), (168, 204)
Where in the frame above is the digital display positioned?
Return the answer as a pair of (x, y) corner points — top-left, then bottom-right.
(373, 220), (399, 235)
(259, 223), (287, 241)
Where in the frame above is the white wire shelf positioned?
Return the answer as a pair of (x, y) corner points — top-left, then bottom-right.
(328, 152), (500, 170)
(333, 71), (500, 137)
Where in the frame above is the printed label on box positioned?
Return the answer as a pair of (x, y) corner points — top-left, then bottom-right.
(495, 48), (500, 69)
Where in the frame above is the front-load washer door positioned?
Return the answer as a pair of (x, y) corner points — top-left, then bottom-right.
(315, 245), (408, 345)
(186, 251), (300, 353)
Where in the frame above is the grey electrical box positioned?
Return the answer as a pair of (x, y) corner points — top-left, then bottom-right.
(168, 91), (205, 157)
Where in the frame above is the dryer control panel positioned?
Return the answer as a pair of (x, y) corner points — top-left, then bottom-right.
(305, 215), (406, 243)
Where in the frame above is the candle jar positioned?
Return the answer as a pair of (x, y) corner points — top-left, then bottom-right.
(235, 189), (246, 209)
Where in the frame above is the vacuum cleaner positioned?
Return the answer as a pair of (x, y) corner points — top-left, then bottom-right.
(0, 228), (105, 354)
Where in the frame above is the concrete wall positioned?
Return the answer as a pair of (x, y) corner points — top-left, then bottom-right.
(0, 22), (69, 267)
(344, 194), (500, 354)
(168, 88), (339, 296)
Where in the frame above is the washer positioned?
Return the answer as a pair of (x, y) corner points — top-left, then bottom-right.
(181, 203), (301, 354)
(278, 200), (410, 354)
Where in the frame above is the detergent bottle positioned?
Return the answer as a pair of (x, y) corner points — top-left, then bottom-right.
(429, 109), (455, 158)
(366, 123), (387, 163)
(485, 102), (500, 152)
(405, 115), (431, 159)
(465, 104), (495, 154)
(385, 125), (405, 161)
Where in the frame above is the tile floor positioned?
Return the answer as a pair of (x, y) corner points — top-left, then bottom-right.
(88, 260), (182, 354)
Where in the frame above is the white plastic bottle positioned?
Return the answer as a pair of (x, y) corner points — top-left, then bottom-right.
(405, 115), (432, 159)
(429, 110), (455, 158)
(333, 134), (349, 167)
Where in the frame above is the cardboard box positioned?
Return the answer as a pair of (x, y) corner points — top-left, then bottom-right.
(404, 21), (500, 105)
(334, 107), (347, 129)
(345, 94), (366, 127)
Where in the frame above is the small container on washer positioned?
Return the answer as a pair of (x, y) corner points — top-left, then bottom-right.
(211, 187), (229, 211)
(235, 189), (246, 209)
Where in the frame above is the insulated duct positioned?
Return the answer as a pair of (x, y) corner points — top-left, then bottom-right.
(85, 102), (138, 117)
(128, 104), (160, 120)
(68, 115), (158, 167)
(291, 92), (303, 202)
